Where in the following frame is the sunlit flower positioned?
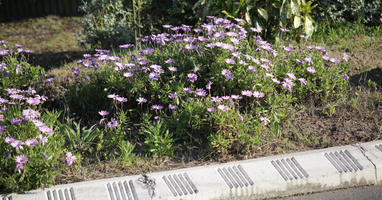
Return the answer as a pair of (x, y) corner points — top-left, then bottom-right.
(307, 67), (316, 74)
(22, 109), (40, 121)
(107, 118), (118, 128)
(253, 91), (265, 98)
(123, 72), (133, 78)
(221, 69), (233, 80)
(298, 78), (307, 85)
(136, 97), (147, 104)
(15, 155), (28, 173)
(187, 73), (198, 83)
(151, 105), (164, 110)
(98, 110), (109, 116)
(26, 97), (40, 106)
(169, 104), (178, 110)
(241, 90), (252, 97)
(225, 58), (235, 65)
(207, 107), (215, 112)
(25, 139), (37, 147)
(65, 152), (77, 166)
(260, 117), (270, 125)
(217, 104), (229, 111)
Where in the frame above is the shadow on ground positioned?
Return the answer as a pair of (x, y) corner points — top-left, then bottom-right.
(26, 51), (87, 70)
(349, 68), (382, 89)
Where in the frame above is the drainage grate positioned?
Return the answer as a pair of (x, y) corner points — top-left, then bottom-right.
(2, 196), (12, 200)
(106, 180), (138, 200)
(324, 150), (363, 173)
(162, 172), (198, 197)
(375, 144), (382, 152)
(217, 165), (254, 189)
(46, 188), (76, 200)
(271, 157), (309, 181)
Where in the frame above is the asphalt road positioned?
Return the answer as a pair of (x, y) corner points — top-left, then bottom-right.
(271, 185), (382, 200)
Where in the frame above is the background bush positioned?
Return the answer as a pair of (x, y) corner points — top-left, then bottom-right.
(314, 0), (382, 26)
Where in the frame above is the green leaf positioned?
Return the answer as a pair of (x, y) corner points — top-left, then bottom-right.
(280, 0), (287, 26)
(290, 0), (300, 15)
(294, 16), (301, 28)
(304, 15), (314, 37)
(257, 8), (268, 21)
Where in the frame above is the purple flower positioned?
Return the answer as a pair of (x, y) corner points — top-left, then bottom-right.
(225, 58), (235, 65)
(165, 58), (174, 64)
(65, 152), (77, 166)
(123, 72), (133, 78)
(72, 67), (80, 76)
(169, 104), (178, 110)
(298, 78), (307, 85)
(280, 27), (290, 33)
(238, 114), (244, 121)
(221, 69), (234, 80)
(272, 78), (281, 84)
(10, 139), (24, 151)
(0, 125), (6, 134)
(207, 107), (215, 112)
(168, 93), (178, 99)
(241, 90), (252, 97)
(22, 109), (40, 121)
(15, 155), (28, 173)
(151, 105), (164, 110)
(136, 97), (147, 104)
(329, 58), (340, 64)
(107, 118), (118, 128)
(38, 134), (48, 145)
(250, 27), (261, 33)
(195, 88), (207, 97)
(26, 97), (41, 106)
(343, 53), (349, 62)
(248, 66), (256, 71)
(98, 110), (109, 116)
(115, 96), (128, 103)
(344, 74), (349, 81)
(260, 117), (270, 125)
(217, 104), (229, 111)
(253, 91), (265, 98)
(185, 44), (196, 50)
(307, 67), (316, 74)
(119, 44), (134, 49)
(206, 81), (213, 90)
(183, 88), (192, 93)
(187, 73), (198, 83)
(25, 139), (37, 147)
(287, 73), (296, 80)
(149, 72), (160, 81)
(46, 77), (56, 83)
(9, 118), (22, 125)
(168, 66), (177, 72)
(38, 125), (53, 135)
(154, 116), (160, 120)
(9, 94), (24, 100)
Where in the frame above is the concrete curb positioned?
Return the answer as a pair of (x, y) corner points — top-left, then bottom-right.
(3, 140), (382, 200)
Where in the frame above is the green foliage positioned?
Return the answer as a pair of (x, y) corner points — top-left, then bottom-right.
(0, 51), (44, 95)
(314, 0), (382, 26)
(78, 0), (134, 49)
(0, 93), (66, 193)
(140, 120), (176, 158)
(193, 0), (318, 39)
(61, 121), (101, 155)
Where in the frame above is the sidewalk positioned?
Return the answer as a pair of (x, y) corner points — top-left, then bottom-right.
(2, 140), (382, 200)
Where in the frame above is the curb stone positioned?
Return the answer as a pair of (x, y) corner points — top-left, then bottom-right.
(3, 140), (382, 200)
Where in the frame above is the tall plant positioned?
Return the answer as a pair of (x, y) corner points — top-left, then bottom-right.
(193, 0), (317, 39)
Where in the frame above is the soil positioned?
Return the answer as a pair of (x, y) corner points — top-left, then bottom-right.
(1, 16), (382, 185)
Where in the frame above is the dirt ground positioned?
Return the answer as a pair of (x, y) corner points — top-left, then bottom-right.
(1, 16), (381, 184)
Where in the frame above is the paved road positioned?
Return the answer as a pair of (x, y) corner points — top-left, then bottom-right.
(271, 185), (382, 200)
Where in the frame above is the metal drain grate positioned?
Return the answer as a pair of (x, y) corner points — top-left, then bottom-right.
(106, 180), (138, 200)
(271, 157), (309, 181)
(162, 172), (198, 197)
(2, 196), (12, 200)
(375, 144), (382, 152)
(217, 165), (254, 189)
(324, 150), (363, 173)
(46, 188), (76, 200)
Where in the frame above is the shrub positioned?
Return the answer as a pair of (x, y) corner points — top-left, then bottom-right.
(0, 89), (68, 193)
(78, 0), (134, 49)
(0, 41), (44, 95)
(68, 16), (350, 157)
(314, 0), (382, 26)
